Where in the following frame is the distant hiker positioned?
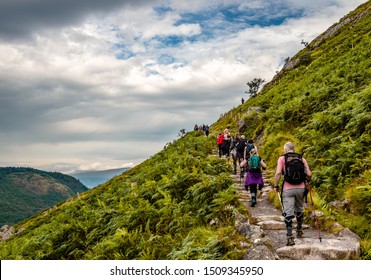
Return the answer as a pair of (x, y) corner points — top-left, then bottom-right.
(274, 142), (312, 246)
(240, 148), (266, 207)
(217, 133), (224, 157)
(194, 124), (198, 131)
(204, 125), (210, 137)
(241, 98), (245, 104)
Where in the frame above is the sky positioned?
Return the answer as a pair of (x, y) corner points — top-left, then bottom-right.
(0, 0), (367, 173)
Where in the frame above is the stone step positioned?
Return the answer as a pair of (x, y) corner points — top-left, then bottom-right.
(276, 237), (361, 260)
(256, 220), (310, 230)
(233, 171), (361, 260)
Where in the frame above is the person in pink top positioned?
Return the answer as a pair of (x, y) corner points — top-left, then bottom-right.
(274, 142), (312, 246)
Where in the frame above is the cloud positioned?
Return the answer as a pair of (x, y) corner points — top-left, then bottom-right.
(0, 0), (161, 40)
(0, 0), (367, 171)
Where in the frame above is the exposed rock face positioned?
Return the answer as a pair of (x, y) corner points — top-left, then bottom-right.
(233, 171), (361, 260)
(0, 225), (15, 241)
(238, 107), (262, 134)
(0, 225), (24, 241)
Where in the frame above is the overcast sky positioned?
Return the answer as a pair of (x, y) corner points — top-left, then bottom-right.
(0, 0), (366, 173)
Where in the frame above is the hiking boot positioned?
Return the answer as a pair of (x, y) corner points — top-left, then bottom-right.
(296, 229), (304, 238)
(286, 235), (295, 246)
(250, 197), (256, 207)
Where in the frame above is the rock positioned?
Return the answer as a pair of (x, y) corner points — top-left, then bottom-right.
(256, 215), (284, 222)
(328, 199), (351, 212)
(257, 220), (286, 230)
(238, 107), (262, 134)
(0, 226), (15, 241)
(237, 223), (265, 240)
(276, 238), (361, 260)
(243, 244), (276, 260)
(334, 228), (361, 241)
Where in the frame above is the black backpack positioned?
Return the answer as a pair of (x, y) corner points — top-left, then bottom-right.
(236, 138), (246, 153)
(284, 153), (306, 184)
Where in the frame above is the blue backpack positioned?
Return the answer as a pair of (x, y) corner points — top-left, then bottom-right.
(248, 155), (260, 171)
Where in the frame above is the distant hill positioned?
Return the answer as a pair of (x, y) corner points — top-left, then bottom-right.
(70, 168), (130, 188)
(0, 167), (88, 226)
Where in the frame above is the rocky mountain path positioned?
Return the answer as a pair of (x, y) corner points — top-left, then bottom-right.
(232, 168), (362, 260)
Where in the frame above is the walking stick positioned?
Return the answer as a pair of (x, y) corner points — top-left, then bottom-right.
(307, 181), (322, 242)
(277, 188), (286, 217)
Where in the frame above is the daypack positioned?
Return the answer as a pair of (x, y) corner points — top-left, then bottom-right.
(284, 153), (306, 184)
(248, 155), (260, 171)
(236, 138), (246, 153)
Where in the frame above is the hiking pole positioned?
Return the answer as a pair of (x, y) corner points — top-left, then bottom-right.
(307, 181), (322, 242)
(277, 189), (286, 217)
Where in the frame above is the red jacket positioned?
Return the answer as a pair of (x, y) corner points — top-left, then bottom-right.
(217, 134), (224, 145)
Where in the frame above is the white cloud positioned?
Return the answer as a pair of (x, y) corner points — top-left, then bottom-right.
(0, 0), (367, 172)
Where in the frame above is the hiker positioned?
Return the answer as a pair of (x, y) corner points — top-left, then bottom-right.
(222, 128), (231, 158)
(204, 125), (210, 137)
(274, 142), (312, 246)
(230, 134), (238, 174)
(235, 134), (247, 174)
(244, 139), (257, 160)
(241, 147), (266, 207)
(230, 133), (244, 174)
(217, 132), (224, 157)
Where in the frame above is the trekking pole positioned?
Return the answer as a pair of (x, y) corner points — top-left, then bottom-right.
(307, 181), (322, 242)
(277, 190), (286, 217)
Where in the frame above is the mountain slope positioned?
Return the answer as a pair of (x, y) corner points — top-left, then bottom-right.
(0, 133), (246, 259)
(0, 1), (370, 259)
(0, 167), (88, 225)
(212, 1), (371, 257)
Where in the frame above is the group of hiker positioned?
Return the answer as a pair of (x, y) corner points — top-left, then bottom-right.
(217, 129), (312, 246)
(194, 124), (210, 136)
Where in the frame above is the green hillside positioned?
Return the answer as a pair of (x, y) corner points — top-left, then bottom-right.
(0, 1), (370, 259)
(0, 167), (88, 225)
(212, 1), (371, 257)
(0, 133), (246, 259)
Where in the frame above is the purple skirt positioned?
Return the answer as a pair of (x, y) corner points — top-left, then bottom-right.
(244, 170), (264, 187)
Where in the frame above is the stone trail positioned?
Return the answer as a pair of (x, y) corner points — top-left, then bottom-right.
(232, 169), (361, 260)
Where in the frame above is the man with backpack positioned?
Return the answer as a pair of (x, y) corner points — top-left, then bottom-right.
(230, 134), (248, 175)
(274, 142), (312, 246)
